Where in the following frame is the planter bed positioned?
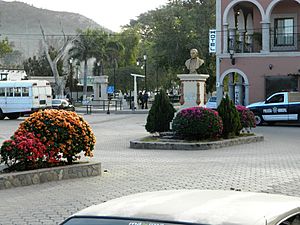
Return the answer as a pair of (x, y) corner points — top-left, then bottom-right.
(0, 161), (101, 190)
(130, 134), (264, 150)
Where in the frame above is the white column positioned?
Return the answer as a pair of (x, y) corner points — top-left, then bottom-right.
(93, 83), (100, 100)
(93, 76), (108, 100)
(133, 76), (138, 109)
(235, 75), (243, 105)
(217, 85), (224, 106)
(216, 57), (221, 106)
(239, 29), (246, 53)
(229, 28), (236, 51)
(228, 73), (235, 101)
(223, 24), (229, 53)
(131, 74), (144, 110)
(261, 22), (270, 53)
(216, 0), (222, 54)
(244, 84), (250, 106)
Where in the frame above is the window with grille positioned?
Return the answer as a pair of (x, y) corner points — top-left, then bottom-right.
(274, 18), (294, 46)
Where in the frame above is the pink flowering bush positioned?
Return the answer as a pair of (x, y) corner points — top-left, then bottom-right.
(0, 131), (49, 170)
(172, 107), (223, 140)
(236, 105), (256, 129)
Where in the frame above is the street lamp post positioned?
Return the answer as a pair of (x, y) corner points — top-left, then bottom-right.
(143, 54), (147, 93)
(136, 54), (148, 109)
(113, 58), (117, 96)
(97, 62), (101, 76)
(69, 58), (73, 103)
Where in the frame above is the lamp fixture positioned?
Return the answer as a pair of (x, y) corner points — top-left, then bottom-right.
(269, 64), (273, 70)
(229, 49), (235, 65)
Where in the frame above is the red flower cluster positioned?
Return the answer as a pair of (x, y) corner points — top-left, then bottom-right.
(1, 131), (48, 168)
(236, 105), (256, 128)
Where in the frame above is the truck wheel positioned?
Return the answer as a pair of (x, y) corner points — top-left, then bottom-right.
(0, 109), (5, 120)
(7, 113), (20, 120)
(254, 114), (264, 126)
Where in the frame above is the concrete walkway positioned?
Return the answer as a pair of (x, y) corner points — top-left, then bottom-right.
(0, 114), (300, 224)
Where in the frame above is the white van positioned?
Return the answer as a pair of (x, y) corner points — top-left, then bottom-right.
(0, 80), (52, 119)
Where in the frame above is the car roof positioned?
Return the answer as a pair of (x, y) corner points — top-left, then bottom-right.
(73, 190), (300, 225)
(52, 99), (67, 102)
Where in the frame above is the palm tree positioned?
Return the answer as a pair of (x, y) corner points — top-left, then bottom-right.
(69, 29), (108, 101)
(105, 40), (124, 92)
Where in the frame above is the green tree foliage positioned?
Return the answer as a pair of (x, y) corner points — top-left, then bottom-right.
(145, 89), (175, 133)
(24, 46), (63, 77)
(217, 94), (242, 138)
(0, 38), (13, 58)
(127, 0), (216, 92)
(117, 28), (139, 67)
(69, 29), (108, 99)
(2, 50), (24, 68)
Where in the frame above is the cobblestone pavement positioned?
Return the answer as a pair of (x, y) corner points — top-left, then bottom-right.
(0, 114), (300, 224)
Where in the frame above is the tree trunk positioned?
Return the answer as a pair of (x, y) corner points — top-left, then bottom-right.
(40, 24), (73, 98)
(83, 59), (88, 101)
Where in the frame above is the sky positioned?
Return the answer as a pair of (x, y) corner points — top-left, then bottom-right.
(5, 0), (169, 32)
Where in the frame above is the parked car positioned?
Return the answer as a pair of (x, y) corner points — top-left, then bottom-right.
(247, 91), (300, 125)
(60, 189), (300, 225)
(205, 96), (217, 109)
(52, 99), (75, 111)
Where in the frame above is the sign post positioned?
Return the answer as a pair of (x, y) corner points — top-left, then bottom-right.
(106, 86), (115, 114)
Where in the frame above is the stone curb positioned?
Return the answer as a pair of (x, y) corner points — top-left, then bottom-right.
(0, 161), (101, 190)
(130, 134), (264, 150)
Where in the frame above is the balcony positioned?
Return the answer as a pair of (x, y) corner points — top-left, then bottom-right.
(227, 32), (300, 54)
(227, 33), (262, 53)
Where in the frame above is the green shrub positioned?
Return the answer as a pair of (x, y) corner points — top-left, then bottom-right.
(217, 95), (241, 138)
(172, 107), (223, 140)
(145, 89), (176, 133)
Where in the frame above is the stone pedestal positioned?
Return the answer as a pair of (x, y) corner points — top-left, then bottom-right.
(93, 76), (108, 100)
(177, 74), (209, 109)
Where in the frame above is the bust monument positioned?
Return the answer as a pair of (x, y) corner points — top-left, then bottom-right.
(185, 48), (204, 74)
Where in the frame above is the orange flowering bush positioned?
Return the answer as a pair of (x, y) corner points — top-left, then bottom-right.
(17, 109), (96, 163)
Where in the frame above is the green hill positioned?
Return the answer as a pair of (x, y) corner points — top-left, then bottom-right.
(0, 0), (109, 57)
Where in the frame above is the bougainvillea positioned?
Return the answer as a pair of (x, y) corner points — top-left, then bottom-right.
(16, 109), (95, 163)
(172, 107), (223, 140)
(236, 105), (256, 129)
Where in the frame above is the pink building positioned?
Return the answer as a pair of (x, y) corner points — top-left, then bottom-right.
(216, 0), (300, 105)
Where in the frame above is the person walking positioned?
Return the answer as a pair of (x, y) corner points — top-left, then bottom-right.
(143, 92), (149, 109)
(138, 91), (144, 109)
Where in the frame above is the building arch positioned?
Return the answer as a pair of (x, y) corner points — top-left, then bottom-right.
(219, 69), (249, 106)
(223, 0), (266, 24)
(220, 69), (249, 85)
(266, 0), (300, 22)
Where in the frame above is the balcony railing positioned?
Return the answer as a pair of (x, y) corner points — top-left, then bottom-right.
(227, 33), (300, 53)
(228, 34), (262, 53)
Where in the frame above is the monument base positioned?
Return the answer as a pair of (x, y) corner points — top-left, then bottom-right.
(177, 74), (209, 109)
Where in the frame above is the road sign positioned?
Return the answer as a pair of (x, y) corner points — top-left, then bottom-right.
(107, 86), (114, 94)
